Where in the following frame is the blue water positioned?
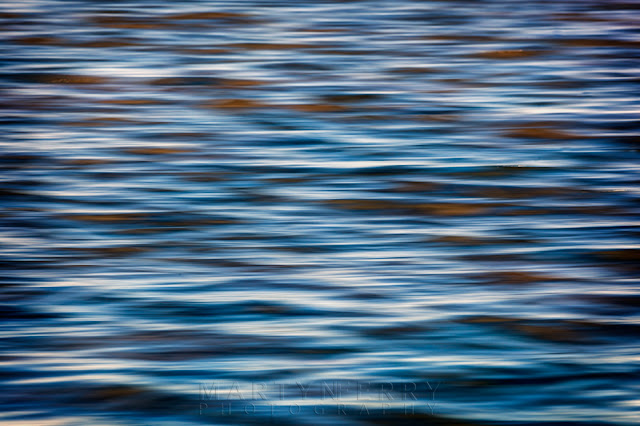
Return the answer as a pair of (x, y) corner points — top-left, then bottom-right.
(1, 0), (639, 425)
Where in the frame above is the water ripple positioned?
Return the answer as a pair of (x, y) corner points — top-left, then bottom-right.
(1, 0), (640, 425)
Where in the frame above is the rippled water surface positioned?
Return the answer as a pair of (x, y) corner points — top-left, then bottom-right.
(2, 0), (640, 424)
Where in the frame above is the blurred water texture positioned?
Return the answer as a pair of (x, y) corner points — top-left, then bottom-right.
(1, 0), (640, 424)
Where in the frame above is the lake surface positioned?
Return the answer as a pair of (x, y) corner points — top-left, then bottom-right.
(1, 0), (639, 424)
